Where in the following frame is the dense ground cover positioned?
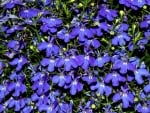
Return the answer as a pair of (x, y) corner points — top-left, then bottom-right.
(0, 0), (150, 113)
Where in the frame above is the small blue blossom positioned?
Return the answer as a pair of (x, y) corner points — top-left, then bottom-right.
(38, 37), (60, 57)
(71, 26), (94, 42)
(91, 81), (112, 96)
(69, 78), (83, 95)
(52, 72), (71, 87)
(9, 56), (27, 71)
(57, 29), (74, 43)
(20, 8), (39, 18)
(104, 72), (126, 86)
(112, 87), (134, 108)
(136, 102), (150, 113)
(112, 32), (130, 46)
(113, 57), (136, 74)
(32, 80), (51, 95)
(98, 6), (118, 21)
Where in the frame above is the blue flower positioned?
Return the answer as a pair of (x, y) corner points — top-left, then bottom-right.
(104, 72), (126, 86)
(20, 8), (39, 18)
(82, 72), (97, 85)
(7, 40), (26, 51)
(40, 17), (62, 33)
(132, 0), (146, 8)
(71, 27), (94, 42)
(94, 53), (110, 67)
(39, 101), (58, 113)
(41, 57), (56, 72)
(9, 56), (27, 71)
(58, 102), (73, 113)
(52, 72), (71, 87)
(56, 54), (81, 71)
(112, 32), (130, 46)
(83, 38), (101, 49)
(98, 6), (118, 21)
(69, 78), (83, 95)
(57, 29), (74, 43)
(0, 83), (9, 99)
(136, 102), (150, 113)
(38, 37), (60, 57)
(114, 23), (129, 32)
(2, 0), (23, 9)
(0, 61), (5, 75)
(112, 87), (134, 108)
(31, 93), (48, 107)
(32, 80), (50, 95)
(6, 25), (24, 34)
(8, 81), (26, 97)
(91, 82), (112, 96)
(77, 54), (95, 70)
(144, 83), (150, 93)
(7, 98), (26, 111)
(134, 68), (149, 84)
(140, 15), (150, 28)
(113, 57), (136, 74)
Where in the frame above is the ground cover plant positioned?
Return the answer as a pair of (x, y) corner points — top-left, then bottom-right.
(0, 0), (150, 113)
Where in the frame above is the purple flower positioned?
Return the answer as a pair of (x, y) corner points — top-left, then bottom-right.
(134, 68), (149, 84)
(9, 71), (24, 80)
(0, 61), (5, 75)
(140, 15), (150, 28)
(22, 106), (33, 113)
(38, 37), (59, 57)
(0, 83), (10, 99)
(58, 102), (73, 113)
(39, 101), (58, 113)
(144, 83), (150, 93)
(92, 22), (110, 36)
(2, 0), (24, 9)
(8, 81), (26, 97)
(20, 8), (39, 18)
(69, 78), (83, 95)
(77, 54), (95, 70)
(104, 72), (126, 86)
(40, 17), (62, 33)
(113, 57), (136, 74)
(7, 40), (26, 51)
(31, 93), (48, 107)
(83, 39), (100, 49)
(6, 25), (24, 34)
(52, 72), (71, 87)
(94, 53), (110, 67)
(112, 32), (130, 46)
(91, 81), (112, 96)
(98, 6), (118, 21)
(82, 72), (97, 85)
(56, 55), (79, 71)
(41, 17), (62, 27)
(71, 27), (93, 42)
(112, 87), (134, 108)
(57, 29), (74, 43)
(7, 98), (27, 111)
(41, 57), (56, 72)
(32, 80), (50, 95)
(114, 23), (129, 32)
(9, 56), (27, 71)
(79, 100), (93, 113)
(136, 102), (150, 113)
(0, 104), (4, 112)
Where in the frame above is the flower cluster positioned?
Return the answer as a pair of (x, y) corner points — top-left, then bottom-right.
(0, 0), (150, 112)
